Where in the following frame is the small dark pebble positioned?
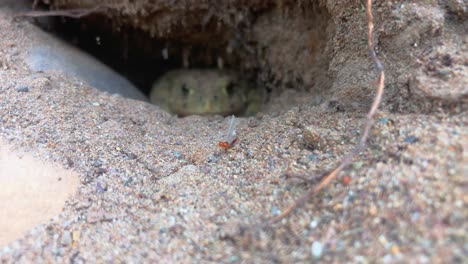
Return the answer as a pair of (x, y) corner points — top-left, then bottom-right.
(404, 135), (419, 144)
(168, 224), (185, 235)
(122, 151), (137, 160)
(93, 167), (106, 176)
(83, 174), (93, 185)
(247, 118), (260, 128)
(96, 181), (107, 194)
(271, 206), (281, 215)
(207, 155), (219, 163)
(65, 156), (74, 168)
(378, 117), (389, 124)
(123, 177), (133, 186)
(297, 156), (309, 165)
(441, 54), (452, 67)
(328, 100), (345, 112)
(436, 69), (451, 81)
(174, 151), (183, 159)
(15, 85), (30, 92)
(92, 159), (102, 167)
(309, 153), (317, 162)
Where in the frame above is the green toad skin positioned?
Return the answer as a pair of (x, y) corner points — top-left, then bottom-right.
(150, 69), (263, 116)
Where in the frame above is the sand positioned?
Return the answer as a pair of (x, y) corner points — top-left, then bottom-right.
(0, 0), (466, 263)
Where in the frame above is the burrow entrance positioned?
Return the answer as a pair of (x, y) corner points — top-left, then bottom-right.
(32, 1), (335, 116)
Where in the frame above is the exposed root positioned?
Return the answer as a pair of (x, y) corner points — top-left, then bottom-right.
(270, 0), (386, 224)
(15, 5), (106, 19)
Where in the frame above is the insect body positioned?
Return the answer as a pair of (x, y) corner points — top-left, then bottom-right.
(218, 115), (238, 150)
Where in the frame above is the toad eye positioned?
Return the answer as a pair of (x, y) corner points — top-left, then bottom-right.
(181, 83), (190, 96)
(225, 81), (235, 96)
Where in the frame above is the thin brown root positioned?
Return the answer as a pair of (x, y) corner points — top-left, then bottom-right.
(15, 5), (105, 19)
(283, 169), (327, 183)
(269, 0), (385, 224)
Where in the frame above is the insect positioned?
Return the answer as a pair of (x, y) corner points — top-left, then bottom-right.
(218, 115), (238, 150)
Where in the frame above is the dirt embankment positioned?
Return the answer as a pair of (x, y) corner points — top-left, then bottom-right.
(0, 0), (466, 262)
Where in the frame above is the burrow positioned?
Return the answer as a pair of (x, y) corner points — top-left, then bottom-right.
(31, 0), (342, 116)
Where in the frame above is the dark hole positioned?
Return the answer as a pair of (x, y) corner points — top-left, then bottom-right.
(181, 84), (189, 97)
(34, 14), (245, 98)
(226, 81), (235, 96)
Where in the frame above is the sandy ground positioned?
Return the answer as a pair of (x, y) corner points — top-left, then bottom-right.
(0, 141), (79, 247)
(0, 1), (467, 263)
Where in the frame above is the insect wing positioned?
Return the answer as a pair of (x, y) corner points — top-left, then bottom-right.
(226, 115), (237, 145)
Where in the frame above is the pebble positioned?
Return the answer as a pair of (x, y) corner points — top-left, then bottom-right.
(404, 135), (419, 144)
(173, 151), (183, 159)
(15, 85), (29, 92)
(303, 126), (326, 150)
(352, 161), (363, 170)
(61, 231), (72, 246)
(309, 220), (318, 228)
(378, 117), (390, 124)
(247, 118), (260, 128)
(391, 244), (401, 255)
(96, 181), (107, 194)
(447, 0), (467, 17)
(311, 241), (324, 258)
(297, 156), (310, 165)
(207, 155), (219, 163)
(308, 153), (317, 162)
(270, 206), (281, 216)
(369, 203), (378, 216)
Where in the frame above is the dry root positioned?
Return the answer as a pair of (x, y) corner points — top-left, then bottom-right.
(270, 0), (386, 224)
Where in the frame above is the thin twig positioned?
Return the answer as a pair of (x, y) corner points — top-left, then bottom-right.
(270, 0), (385, 224)
(15, 5), (105, 19)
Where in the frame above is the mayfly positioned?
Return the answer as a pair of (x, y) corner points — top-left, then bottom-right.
(218, 115), (238, 150)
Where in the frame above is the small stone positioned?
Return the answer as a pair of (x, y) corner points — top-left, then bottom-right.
(173, 151), (183, 159)
(303, 127), (326, 150)
(342, 175), (351, 185)
(311, 241), (324, 258)
(369, 203), (378, 216)
(122, 177), (133, 186)
(404, 135), (418, 144)
(92, 159), (103, 167)
(378, 117), (390, 124)
(15, 85), (30, 92)
(297, 156), (309, 165)
(437, 69), (452, 81)
(308, 153), (317, 162)
(271, 206), (281, 216)
(247, 118), (260, 128)
(378, 235), (389, 247)
(207, 155), (219, 163)
(410, 211), (420, 222)
(330, 202), (341, 211)
(309, 220), (318, 228)
(382, 254), (393, 263)
(96, 181), (107, 194)
(447, 0), (467, 18)
(61, 231), (72, 246)
(72, 231), (80, 246)
(352, 161), (363, 170)
(391, 244), (401, 255)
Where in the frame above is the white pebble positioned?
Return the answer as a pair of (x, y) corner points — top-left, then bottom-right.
(311, 241), (324, 258)
(309, 220), (318, 228)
